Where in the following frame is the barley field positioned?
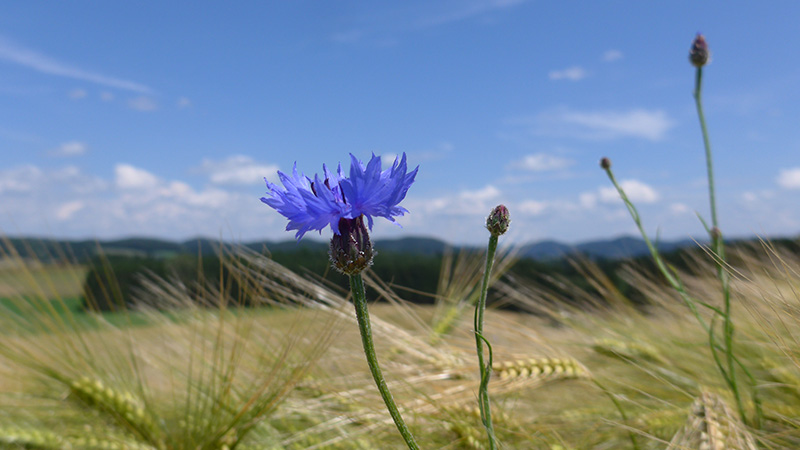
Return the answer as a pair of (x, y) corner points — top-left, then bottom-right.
(1, 240), (799, 449)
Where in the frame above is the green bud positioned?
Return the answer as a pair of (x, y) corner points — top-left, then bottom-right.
(486, 204), (510, 237)
(329, 215), (374, 275)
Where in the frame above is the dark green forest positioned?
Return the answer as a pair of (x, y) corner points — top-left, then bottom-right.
(78, 236), (800, 312)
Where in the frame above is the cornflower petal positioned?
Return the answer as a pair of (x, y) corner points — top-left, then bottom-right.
(340, 153), (418, 228)
(260, 164), (346, 240)
(261, 154), (416, 240)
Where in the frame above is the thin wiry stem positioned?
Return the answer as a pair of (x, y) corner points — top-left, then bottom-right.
(591, 378), (640, 450)
(349, 273), (420, 450)
(474, 234), (499, 450)
(694, 65), (758, 427)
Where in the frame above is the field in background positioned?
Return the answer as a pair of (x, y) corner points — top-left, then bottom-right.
(0, 245), (799, 449)
(0, 259), (85, 299)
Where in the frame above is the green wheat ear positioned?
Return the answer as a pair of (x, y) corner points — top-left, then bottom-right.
(491, 357), (587, 382)
(592, 338), (666, 364)
(0, 425), (160, 450)
(68, 376), (164, 447)
(0, 426), (66, 449)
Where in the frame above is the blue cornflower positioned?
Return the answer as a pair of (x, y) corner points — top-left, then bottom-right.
(261, 153), (418, 241)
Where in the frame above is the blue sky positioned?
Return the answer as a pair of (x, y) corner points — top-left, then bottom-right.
(1, 1), (800, 245)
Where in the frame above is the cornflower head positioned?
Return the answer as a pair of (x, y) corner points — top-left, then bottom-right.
(261, 153), (418, 274)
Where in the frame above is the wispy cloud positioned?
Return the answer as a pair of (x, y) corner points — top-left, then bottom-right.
(516, 199), (547, 216)
(69, 88), (87, 99)
(415, 184), (501, 216)
(128, 96), (158, 111)
(548, 66), (588, 81)
(515, 107), (674, 141)
(580, 179), (659, 208)
(602, 49), (623, 62)
(199, 155), (279, 186)
(0, 36), (152, 93)
(512, 153), (574, 171)
(115, 164), (160, 189)
(777, 168), (800, 189)
(599, 179), (659, 204)
(51, 141), (88, 157)
(415, 0), (527, 27)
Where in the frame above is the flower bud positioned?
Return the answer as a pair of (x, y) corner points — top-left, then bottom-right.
(600, 157), (612, 170)
(330, 215), (374, 275)
(689, 33), (710, 67)
(486, 204), (510, 237)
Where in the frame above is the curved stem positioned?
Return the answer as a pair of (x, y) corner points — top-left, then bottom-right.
(349, 273), (420, 450)
(474, 234), (499, 450)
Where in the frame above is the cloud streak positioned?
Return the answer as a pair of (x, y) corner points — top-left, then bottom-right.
(416, 0), (526, 27)
(514, 107), (674, 141)
(0, 36), (152, 93)
(549, 66), (588, 81)
(512, 153), (574, 171)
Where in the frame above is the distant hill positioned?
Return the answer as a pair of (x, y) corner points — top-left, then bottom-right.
(0, 234), (715, 263)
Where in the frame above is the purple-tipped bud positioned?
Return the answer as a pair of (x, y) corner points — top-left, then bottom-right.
(330, 215), (374, 275)
(689, 33), (710, 67)
(486, 204), (510, 237)
(600, 157), (612, 170)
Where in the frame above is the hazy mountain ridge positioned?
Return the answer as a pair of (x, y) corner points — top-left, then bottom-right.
(0, 235), (712, 263)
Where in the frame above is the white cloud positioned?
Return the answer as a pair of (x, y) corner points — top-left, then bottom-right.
(523, 108), (674, 141)
(579, 192), (597, 209)
(0, 162), (279, 241)
(514, 153), (574, 171)
(603, 49), (623, 62)
(742, 191), (759, 203)
(128, 97), (158, 111)
(777, 168), (800, 189)
(415, 185), (502, 217)
(115, 164), (160, 190)
(598, 179), (659, 204)
(548, 66), (587, 81)
(55, 201), (84, 220)
(416, 0), (526, 27)
(0, 36), (151, 93)
(69, 88), (87, 99)
(200, 155), (280, 186)
(517, 200), (547, 215)
(670, 203), (689, 214)
(0, 165), (41, 193)
(461, 185), (500, 203)
(381, 153), (399, 167)
(101, 91), (114, 101)
(52, 141), (87, 157)
(177, 97), (191, 108)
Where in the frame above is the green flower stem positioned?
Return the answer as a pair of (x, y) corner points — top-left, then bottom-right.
(348, 273), (420, 450)
(474, 234), (499, 450)
(694, 66), (758, 427)
(694, 67), (718, 229)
